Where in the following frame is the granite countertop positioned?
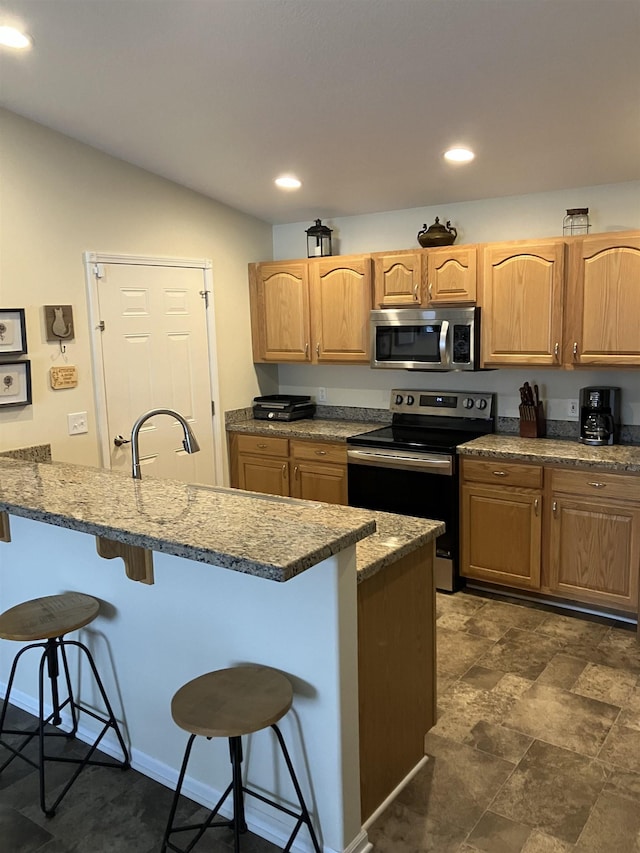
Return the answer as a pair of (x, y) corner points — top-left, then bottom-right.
(458, 434), (640, 473)
(0, 457), (442, 583)
(226, 417), (381, 442)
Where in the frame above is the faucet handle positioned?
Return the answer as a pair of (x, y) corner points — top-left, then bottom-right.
(113, 434), (131, 447)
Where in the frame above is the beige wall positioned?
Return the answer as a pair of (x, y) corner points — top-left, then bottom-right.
(0, 108), (274, 471)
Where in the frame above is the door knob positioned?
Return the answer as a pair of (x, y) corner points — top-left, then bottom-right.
(113, 434), (130, 447)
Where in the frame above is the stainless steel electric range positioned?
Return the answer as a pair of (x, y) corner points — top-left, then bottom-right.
(347, 388), (496, 592)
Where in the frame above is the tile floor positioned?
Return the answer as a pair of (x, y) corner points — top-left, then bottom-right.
(2, 590), (640, 852)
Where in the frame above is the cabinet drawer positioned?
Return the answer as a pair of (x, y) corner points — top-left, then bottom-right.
(235, 434), (289, 458)
(290, 440), (347, 465)
(550, 468), (640, 503)
(461, 457), (543, 489)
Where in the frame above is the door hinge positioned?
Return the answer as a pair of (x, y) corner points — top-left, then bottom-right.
(211, 401), (215, 416)
(93, 263), (105, 279)
(97, 320), (105, 331)
(199, 289), (211, 308)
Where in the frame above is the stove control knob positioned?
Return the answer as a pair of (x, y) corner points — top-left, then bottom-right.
(406, 395), (415, 406)
(462, 397), (475, 409)
(395, 394), (404, 405)
(476, 398), (488, 410)
(268, 411), (275, 419)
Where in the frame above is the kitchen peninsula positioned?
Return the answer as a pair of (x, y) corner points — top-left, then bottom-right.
(0, 455), (442, 853)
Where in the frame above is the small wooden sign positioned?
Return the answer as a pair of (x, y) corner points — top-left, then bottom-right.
(50, 365), (78, 390)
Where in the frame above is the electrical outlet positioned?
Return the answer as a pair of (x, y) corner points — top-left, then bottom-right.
(318, 387), (327, 403)
(67, 411), (88, 435)
(568, 399), (579, 418)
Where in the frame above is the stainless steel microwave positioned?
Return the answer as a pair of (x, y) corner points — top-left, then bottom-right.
(370, 306), (481, 371)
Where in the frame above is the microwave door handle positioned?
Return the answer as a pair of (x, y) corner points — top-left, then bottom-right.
(439, 321), (450, 366)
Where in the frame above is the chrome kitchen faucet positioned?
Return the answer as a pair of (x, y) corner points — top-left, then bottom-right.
(128, 408), (200, 480)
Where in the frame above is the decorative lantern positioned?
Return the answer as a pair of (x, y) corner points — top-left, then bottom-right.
(306, 219), (333, 258)
(563, 208), (590, 236)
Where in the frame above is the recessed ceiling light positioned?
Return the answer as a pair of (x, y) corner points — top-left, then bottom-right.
(444, 147), (475, 163)
(0, 26), (32, 49)
(275, 175), (302, 190)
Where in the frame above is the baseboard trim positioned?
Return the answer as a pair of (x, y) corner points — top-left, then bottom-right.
(361, 755), (429, 831)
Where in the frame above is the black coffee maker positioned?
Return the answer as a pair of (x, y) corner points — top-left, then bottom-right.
(579, 387), (621, 446)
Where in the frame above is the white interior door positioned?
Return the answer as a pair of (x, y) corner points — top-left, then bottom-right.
(87, 257), (218, 485)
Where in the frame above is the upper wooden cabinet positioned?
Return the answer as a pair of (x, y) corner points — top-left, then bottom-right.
(310, 255), (373, 363)
(564, 232), (640, 367)
(426, 245), (477, 304)
(481, 239), (565, 367)
(249, 255), (372, 364)
(372, 246), (477, 308)
(249, 261), (311, 362)
(373, 251), (423, 307)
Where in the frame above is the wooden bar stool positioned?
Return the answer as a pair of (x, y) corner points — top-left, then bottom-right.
(161, 664), (321, 853)
(0, 592), (130, 816)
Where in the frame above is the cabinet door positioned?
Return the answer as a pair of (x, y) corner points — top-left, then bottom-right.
(373, 251), (423, 307)
(481, 240), (565, 366)
(236, 454), (290, 496)
(565, 232), (640, 366)
(548, 496), (640, 613)
(461, 484), (542, 589)
(291, 460), (348, 505)
(249, 261), (311, 362)
(427, 246), (477, 304)
(310, 255), (373, 363)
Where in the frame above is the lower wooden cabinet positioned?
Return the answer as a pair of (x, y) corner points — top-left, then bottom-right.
(460, 457), (640, 616)
(460, 458), (542, 590)
(229, 432), (347, 505)
(548, 469), (640, 613)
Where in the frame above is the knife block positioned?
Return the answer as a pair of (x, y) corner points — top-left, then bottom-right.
(519, 402), (546, 438)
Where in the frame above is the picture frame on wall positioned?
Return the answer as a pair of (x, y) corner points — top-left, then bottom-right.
(0, 309), (28, 356)
(0, 360), (32, 408)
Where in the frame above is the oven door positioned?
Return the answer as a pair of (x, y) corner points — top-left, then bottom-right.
(347, 447), (460, 591)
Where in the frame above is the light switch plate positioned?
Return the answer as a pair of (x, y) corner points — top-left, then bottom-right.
(68, 411), (88, 435)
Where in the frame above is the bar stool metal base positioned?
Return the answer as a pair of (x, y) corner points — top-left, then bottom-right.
(0, 635), (130, 817)
(161, 723), (321, 853)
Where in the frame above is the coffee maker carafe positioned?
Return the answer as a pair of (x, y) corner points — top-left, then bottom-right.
(579, 387), (620, 446)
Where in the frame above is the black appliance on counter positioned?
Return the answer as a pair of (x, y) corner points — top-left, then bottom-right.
(252, 394), (316, 422)
(579, 386), (620, 446)
(347, 388), (496, 592)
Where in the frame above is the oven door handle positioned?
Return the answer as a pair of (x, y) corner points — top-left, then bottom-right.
(347, 448), (453, 475)
(439, 320), (450, 367)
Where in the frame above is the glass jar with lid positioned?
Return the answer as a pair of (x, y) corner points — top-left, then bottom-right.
(563, 208), (590, 236)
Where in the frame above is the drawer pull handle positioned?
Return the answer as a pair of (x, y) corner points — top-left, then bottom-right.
(492, 470), (507, 477)
(428, 282), (433, 299)
(552, 500), (558, 515)
(314, 450), (327, 456)
(587, 481), (606, 489)
(305, 342), (309, 357)
(257, 443), (267, 449)
(316, 342), (320, 356)
(294, 465), (299, 480)
(534, 498), (539, 515)
(282, 464), (287, 479)
(573, 342), (578, 358)
(554, 341), (559, 359)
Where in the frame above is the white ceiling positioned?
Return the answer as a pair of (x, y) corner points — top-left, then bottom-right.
(1, 0), (639, 225)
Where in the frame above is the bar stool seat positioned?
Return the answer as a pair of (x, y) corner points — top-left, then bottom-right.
(0, 592), (130, 816)
(161, 664), (321, 853)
